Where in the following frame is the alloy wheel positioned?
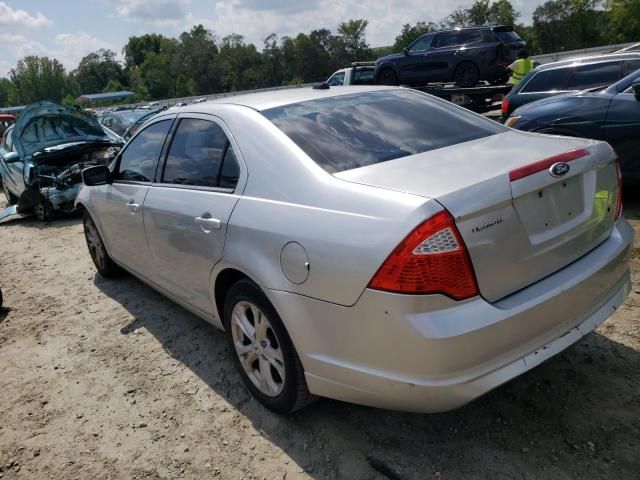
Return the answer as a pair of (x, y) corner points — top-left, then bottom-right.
(231, 300), (285, 397)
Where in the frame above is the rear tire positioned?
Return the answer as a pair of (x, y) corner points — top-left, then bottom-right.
(224, 279), (313, 414)
(377, 68), (398, 86)
(454, 62), (480, 87)
(83, 211), (122, 278)
(0, 176), (18, 206)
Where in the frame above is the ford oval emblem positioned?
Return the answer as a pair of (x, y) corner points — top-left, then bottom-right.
(550, 162), (570, 177)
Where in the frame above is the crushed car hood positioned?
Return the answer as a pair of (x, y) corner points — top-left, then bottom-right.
(13, 101), (112, 159)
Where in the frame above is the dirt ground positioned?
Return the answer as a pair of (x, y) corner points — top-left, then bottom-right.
(0, 197), (638, 480)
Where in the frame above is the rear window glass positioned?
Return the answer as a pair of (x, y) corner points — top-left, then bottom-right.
(262, 90), (505, 174)
(495, 30), (521, 43)
(353, 69), (375, 85)
(521, 68), (572, 93)
(567, 62), (621, 89)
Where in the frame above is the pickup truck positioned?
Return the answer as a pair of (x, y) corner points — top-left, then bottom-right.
(325, 63), (376, 86)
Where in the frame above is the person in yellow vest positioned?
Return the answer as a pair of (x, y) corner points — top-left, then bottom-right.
(507, 50), (534, 86)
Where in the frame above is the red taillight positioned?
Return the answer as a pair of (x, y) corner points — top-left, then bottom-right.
(508, 148), (590, 182)
(615, 158), (623, 220)
(368, 210), (479, 300)
(501, 98), (510, 115)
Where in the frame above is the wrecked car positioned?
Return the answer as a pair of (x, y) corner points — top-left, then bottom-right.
(0, 101), (121, 221)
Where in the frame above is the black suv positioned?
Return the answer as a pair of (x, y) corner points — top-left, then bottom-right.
(375, 26), (525, 87)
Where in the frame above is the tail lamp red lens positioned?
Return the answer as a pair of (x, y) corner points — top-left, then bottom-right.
(368, 210), (479, 300)
(615, 158), (623, 220)
(501, 98), (509, 115)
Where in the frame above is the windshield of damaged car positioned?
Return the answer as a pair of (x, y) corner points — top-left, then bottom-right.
(262, 90), (505, 173)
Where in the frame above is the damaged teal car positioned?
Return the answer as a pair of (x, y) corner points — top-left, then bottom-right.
(0, 102), (122, 221)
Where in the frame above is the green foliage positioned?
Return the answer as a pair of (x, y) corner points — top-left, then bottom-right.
(8, 56), (71, 104)
(445, 0), (519, 27)
(0, 4), (639, 108)
(73, 49), (125, 94)
(607, 0), (640, 43)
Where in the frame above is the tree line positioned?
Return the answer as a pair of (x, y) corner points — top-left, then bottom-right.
(0, 0), (638, 107)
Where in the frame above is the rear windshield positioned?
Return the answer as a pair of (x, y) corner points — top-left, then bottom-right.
(495, 30), (521, 43)
(262, 90), (504, 173)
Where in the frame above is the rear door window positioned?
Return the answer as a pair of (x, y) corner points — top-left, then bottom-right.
(436, 32), (462, 48)
(117, 119), (172, 182)
(161, 118), (239, 189)
(567, 62), (622, 89)
(263, 90), (505, 173)
(520, 68), (572, 93)
(457, 30), (483, 45)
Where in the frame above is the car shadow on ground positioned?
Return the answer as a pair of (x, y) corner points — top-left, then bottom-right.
(94, 267), (640, 479)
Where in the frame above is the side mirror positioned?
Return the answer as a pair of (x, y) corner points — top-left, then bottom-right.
(633, 81), (640, 101)
(403, 47), (410, 56)
(3, 152), (20, 163)
(82, 165), (112, 186)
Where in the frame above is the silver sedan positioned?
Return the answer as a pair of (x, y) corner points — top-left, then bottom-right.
(77, 86), (634, 413)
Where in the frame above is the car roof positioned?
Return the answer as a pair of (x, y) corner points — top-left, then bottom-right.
(536, 52), (640, 71)
(166, 85), (399, 112)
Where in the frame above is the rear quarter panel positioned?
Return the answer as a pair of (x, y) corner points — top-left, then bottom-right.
(212, 104), (441, 307)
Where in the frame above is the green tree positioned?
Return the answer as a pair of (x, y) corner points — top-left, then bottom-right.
(9, 56), (70, 104)
(336, 19), (373, 63)
(606, 0), (640, 43)
(446, 0), (519, 26)
(531, 0), (604, 53)
(179, 25), (220, 94)
(73, 49), (125, 94)
(0, 78), (15, 107)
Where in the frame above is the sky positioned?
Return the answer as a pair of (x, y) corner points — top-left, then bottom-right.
(0, 0), (540, 76)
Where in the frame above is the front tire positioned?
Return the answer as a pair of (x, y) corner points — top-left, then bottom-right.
(454, 61), (480, 87)
(83, 212), (121, 278)
(224, 280), (312, 414)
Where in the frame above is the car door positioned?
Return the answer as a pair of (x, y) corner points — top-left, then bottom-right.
(142, 113), (245, 315)
(401, 34), (436, 83)
(605, 86), (640, 179)
(91, 117), (174, 277)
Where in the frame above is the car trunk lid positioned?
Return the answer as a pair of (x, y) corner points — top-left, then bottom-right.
(335, 131), (619, 302)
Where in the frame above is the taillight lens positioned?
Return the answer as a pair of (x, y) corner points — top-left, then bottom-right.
(501, 98), (509, 115)
(615, 158), (623, 220)
(368, 210), (479, 300)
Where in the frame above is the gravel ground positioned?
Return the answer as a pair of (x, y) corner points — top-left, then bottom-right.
(0, 197), (638, 480)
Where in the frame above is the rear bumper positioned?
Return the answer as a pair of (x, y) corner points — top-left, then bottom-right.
(267, 218), (634, 413)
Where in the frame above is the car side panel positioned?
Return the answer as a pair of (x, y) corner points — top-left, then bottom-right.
(604, 92), (640, 180)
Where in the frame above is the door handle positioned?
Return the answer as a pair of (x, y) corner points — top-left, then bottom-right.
(127, 201), (140, 214)
(195, 215), (221, 232)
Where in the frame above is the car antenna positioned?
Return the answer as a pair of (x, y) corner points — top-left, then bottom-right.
(312, 83), (330, 90)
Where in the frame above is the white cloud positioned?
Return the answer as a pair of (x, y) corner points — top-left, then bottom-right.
(0, 1), (52, 28)
(54, 32), (119, 70)
(0, 32), (118, 72)
(190, 0), (539, 49)
(108, 0), (189, 25)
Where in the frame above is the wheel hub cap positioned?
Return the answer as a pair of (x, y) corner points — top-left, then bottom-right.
(231, 301), (285, 397)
